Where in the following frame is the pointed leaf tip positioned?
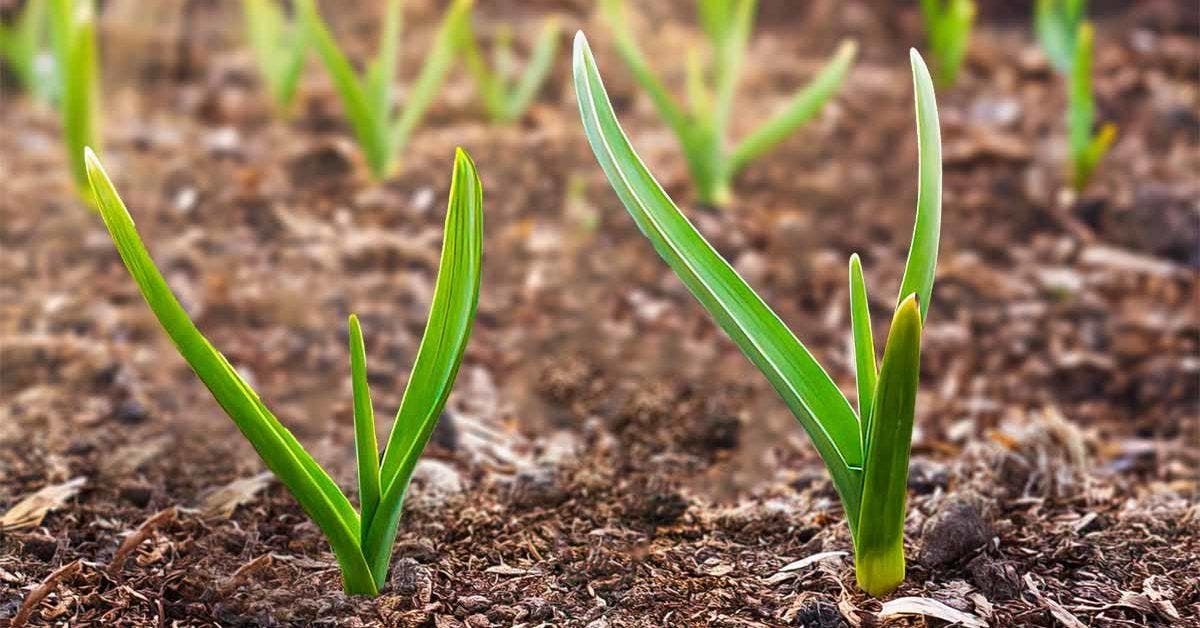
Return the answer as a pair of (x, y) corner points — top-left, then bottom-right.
(574, 30), (588, 49)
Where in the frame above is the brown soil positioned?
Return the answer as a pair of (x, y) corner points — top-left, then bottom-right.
(2, 1), (1198, 626)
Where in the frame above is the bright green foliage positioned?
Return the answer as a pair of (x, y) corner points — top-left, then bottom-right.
(919, 0), (975, 86)
(573, 34), (941, 597)
(242, 0), (307, 113)
(1067, 22), (1115, 191)
(600, 0), (856, 207)
(84, 147), (483, 595)
(298, 0), (470, 180)
(52, 0), (99, 205)
(0, 0), (59, 103)
(1035, 0), (1086, 73)
(460, 15), (560, 123)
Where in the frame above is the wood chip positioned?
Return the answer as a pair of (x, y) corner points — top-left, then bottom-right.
(0, 478), (87, 531)
(10, 560), (82, 628)
(1024, 574), (1086, 628)
(878, 597), (988, 628)
(199, 472), (274, 518)
(108, 508), (177, 574)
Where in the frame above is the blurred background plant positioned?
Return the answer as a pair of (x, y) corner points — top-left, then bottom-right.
(918, 0), (974, 86)
(600, 0), (856, 207)
(459, 14), (560, 124)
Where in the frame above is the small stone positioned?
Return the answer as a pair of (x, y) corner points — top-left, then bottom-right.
(788, 595), (846, 627)
(431, 410), (459, 451)
(966, 555), (1021, 601)
(509, 467), (567, 509)
(120, 485), (154, 508)
(407, 459), (464, 508)
(464, 614), (490, 628)
(23, 535), (58, 561)
(688, 415), (740, 452)
(918, 493), (994, 569)
(518, 598), (555, 621)
(458, 595), (491, 613)
(907, 457), (949, 495)
(114, 398), (150, 424)
(637, 492), (688, 525)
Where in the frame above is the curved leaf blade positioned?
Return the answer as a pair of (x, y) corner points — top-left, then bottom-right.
(897, 49), (942, 322)
(848, 253), (876, 436)
(349, 314), (380, 546)
(364, 147), (483, 586)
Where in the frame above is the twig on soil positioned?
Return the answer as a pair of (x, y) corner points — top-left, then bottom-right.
(108, 507), (177, 575)
(10, 560), (82, 628)
(1024, 573), (1087, 628)
(218, 554), (275, 595)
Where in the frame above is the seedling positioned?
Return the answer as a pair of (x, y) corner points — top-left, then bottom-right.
(459, 15), (560, 123)
(1066, 22), (1114, 191)
(84, 147), (483, 595)
(297, 0), (470, 180)
(573, 33), (941, 597)
(242, 0), (307, 113)
(0, 0), (58, 104)
(919, 0), (974, 86)
(1, 0), (100, 202)
(600, 0), (856, 207)
(1035, 0), (1086, 73)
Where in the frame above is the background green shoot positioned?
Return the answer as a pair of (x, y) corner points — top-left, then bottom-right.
(600, 0), (857, 207)
(919, 0), (974, 87)
(298, 0), (470, 181)
(242, 0), (307, 114)
(459, 14), (560, 124)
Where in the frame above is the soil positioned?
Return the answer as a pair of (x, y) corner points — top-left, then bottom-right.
(2, 0), (1198, 626)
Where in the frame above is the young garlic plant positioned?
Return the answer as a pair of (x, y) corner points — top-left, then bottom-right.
(919, 0), (974, 87)
(1066, 22), (1114, 191)
(1035, 0), (1087, 73)
(459, 14), (560, 123)
(298, 0), (470, 180)
(84, 147), (483, 595)
(242, 0), (307, 114)
(600, 0), (857, 208)
(573, 33), (942, 597)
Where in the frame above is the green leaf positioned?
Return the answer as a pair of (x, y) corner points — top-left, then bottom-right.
(57, 0), (98, 205)
(855, 294), (922, 597)
(729, 39), (857, 175)
(848, 254), (876, 436)
(364, 0), (402, 131)
(573, 32), (865, 522)
(499, 17), (560, 122)
(349, 314), (380, 547)
(599, 0), (690, 141)
(362, 147), (483, 588)
(897, 49), (942, 322)
(920, 0), (975, 86)
(297, 0), (389, 178)
(243, 0), (306, 111)
(1035, 0), (1087, 73)
(84, 148), (377, 595)
(391, 0), (471, 159)
(1067, 20), (1112, 191)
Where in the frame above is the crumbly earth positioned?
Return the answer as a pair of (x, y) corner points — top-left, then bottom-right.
(1, 1), (1197, 626)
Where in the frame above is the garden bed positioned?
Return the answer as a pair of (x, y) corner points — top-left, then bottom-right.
(1, 1), (1197, 625)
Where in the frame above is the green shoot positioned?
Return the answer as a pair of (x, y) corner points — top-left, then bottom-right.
(1035, 0), (1086, 73)
(1067, 22), (1114, 191)
(600, 0), (856, 207)
(919, 0), (975, 86)
(0, 0), (59, 104)
(573, 33), (941, 597)
(242, 0), (307, 113)
(460, 15), (560, 123)
(298, 0), (471, 180)
(50, 0), (99, 205)
(84, 147), (483, 595)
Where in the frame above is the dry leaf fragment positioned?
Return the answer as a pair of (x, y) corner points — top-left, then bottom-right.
(1024, 574), (1086, 628)
(878, 597), (988, 627)
(199, 472), (274, 518)
(0, 478), (87, 531)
